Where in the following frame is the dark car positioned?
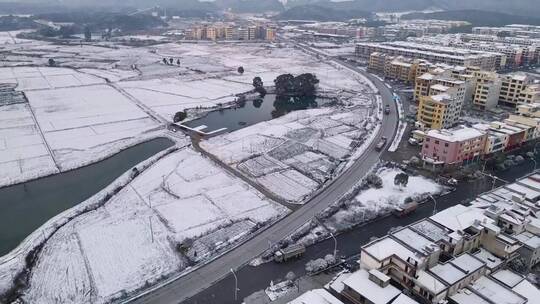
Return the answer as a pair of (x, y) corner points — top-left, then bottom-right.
(384, 104), (391, 115)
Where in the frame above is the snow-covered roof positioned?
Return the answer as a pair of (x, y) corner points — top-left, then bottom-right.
(288, 289), (344, 304)
(362, 236), (423, 264)
(451, 253), (485, 274)
(391, 228), (439, 256)
(426, 127), (485, 143)
(342, 269), (401, 304)
(415, 270), (447, 295)
(430, 84), (450, 92)
(491, 269), (524, 288)
(450, 289), (492, 304)
(391, 294), (419, 304)
(469, 276), (527, 304)
(430, 263), (467, 285)
(514, 231), (540, 249)
(473, 248), (503, 271)
(512, 280), (540, 303)
(326, 271), (351, 294)
(430, 205), (493, 232)
(410, 219), (451, 243)
(505, 182), (540, 201)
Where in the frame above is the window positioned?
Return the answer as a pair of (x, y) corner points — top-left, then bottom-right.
(444, 143), (449, 147)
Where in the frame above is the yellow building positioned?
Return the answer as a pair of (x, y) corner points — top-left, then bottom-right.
(206, 27), (217, 40)
(384, 58), (420, 84)
(417, 88), (463, 130)
(265, 28), (276, 41)
(499, 73), (532, 106)
(471, 70), (502, 109)
(519, 84), (540, 104)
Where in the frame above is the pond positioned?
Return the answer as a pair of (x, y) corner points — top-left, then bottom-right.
(183, 94), (332, 133)
(0, 137), (175, 257)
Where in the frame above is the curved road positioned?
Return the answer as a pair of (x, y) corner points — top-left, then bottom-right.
(125, 45), (398, 304)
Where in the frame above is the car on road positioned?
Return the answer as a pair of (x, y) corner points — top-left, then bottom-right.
(384, 105), (391, 115)
(375, 136), (388, 151)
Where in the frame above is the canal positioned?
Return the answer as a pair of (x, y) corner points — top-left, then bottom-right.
(0, 137), (174, 257)
(183, 94), (331, 133)
(183, 161), (537, 304)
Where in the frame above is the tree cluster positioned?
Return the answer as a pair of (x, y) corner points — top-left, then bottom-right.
(163, 57), (181, 66)
(274, 73), (319, 97)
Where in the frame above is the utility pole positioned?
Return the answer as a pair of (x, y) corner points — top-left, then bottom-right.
(149, 216), (154, 243)
(230, 268), (239, 301)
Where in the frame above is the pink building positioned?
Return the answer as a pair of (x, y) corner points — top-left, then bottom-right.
(421, 126), (487, 168)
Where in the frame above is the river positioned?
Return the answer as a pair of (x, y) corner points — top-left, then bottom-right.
(0, 137), (174, 256)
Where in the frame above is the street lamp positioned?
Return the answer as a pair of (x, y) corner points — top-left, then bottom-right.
(230, 268), (239, 301)
(315, 217), (338, 257)
(429, 195), (437, 216)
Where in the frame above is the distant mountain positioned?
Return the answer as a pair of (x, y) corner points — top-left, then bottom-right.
(285, 0), (540, 17)
(276, 4), (371, 22)
(214, 0), (284, 13)
(402, 10), (540, 27)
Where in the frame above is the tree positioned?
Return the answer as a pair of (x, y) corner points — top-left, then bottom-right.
(285, 271), (296, 282)
(173, 111), (187, 122)
(293, 73), (319, 97)
(84, 26), (91, 42)
(394, 173), (409, 188)
(237, 66), (244, 74)
(274, 74), (295, 96)
(48, 58), (55, 67)
(162, 58), (168, 65)
(169, 58), (174, 65)
(252, 76), (266, 96)
(366, 173), (383, 189)
(176, 59), (181, 66)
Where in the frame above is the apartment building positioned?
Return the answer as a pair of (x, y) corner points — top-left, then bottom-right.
(265, 27), (276, 41)
(471, 70), (502, 109)
(499, 73), (534, 107)
(421, 126), (486, 167)
(188, 23), (275, 41)
(520, 84), (540, 104)
(356, 42), (503, 71)
(417, 90), (463, 130)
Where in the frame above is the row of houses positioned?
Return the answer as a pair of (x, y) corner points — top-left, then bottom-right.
(357, 41), (505, 71)
(186, 23), (276, 41)
(419, 103), (540, 168)
(289, 172), (540, 304)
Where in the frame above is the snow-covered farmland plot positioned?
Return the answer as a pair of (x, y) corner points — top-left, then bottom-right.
(0, 103), (58, 186)
(0, 67), (104, 90)
(24, 84), (161, 170)
(201, 106), (379, 203)
(118, 77), (252, 121)
(19, 147), (287, 303)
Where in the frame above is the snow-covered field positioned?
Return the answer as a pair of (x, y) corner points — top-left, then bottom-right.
(0, 103), (58, 186)
(25, 84), (161, 170)
(201, 106), (379, 203)
(13, 147), (287, 303)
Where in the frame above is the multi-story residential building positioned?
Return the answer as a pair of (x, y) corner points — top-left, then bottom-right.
(421, 126), (486, 168)
(247, 26), (257, 40)
(356, 41), (504, 71)
(265, 27), (276, 41)
(499, 73), (533, 107)
(417, 89), (463, 130)
(225, 26), (236, 40)
(414, 71), (467, 102)
(519, 84), (540, 104)
(471, 70), (502, 109)
(206, 27), (217, 40)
